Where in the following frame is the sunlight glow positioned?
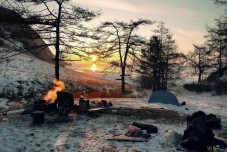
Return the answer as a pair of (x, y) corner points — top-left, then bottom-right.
(91, 63), (97, 72)
(91, 55), (97, 62)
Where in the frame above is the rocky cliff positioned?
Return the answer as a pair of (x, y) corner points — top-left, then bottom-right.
(0, 6), (67, 66)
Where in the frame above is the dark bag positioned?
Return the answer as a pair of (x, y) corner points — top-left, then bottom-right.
(131, 122), (158, 134)
(181, 111), (215, 151)
(206, 114), (221, 129)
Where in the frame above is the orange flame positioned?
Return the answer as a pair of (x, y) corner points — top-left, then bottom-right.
(43, 79), (66, 103)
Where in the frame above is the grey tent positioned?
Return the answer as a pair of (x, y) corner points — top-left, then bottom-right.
(148, 90), (179, 106)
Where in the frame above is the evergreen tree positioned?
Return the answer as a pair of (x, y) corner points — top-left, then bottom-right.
(137, 22), (183, 90)
(206, 17), (227, 77)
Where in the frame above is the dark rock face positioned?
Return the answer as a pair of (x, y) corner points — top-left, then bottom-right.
(0, 6), (67, 66)
(0, 6), (24, 24)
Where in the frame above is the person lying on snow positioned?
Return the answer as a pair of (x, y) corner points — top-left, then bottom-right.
(125, 125), (151, 139)
(54, 91), (74, 116)
(181, 111), (227, 151)
(125, 122), (158, 139)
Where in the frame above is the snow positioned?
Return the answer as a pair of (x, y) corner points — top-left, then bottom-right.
(0, 93), (226, 152)
(0, 48), (226, 151)
(0, 49), (120, 101)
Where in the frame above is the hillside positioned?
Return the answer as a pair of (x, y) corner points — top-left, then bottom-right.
(0, 47), (120, 104)
(0, 6), (67, 65)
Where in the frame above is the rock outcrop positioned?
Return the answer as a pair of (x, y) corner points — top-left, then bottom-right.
(0, 6), (67, 66)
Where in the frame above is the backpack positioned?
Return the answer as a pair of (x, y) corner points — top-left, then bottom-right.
(206, 114), (221, 129)
(181, 111), (215, 151)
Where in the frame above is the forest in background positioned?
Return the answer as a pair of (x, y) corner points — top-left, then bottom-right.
(0, 0), (226, 97)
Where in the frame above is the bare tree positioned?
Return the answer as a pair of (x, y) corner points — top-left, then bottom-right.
(186, 45), (211, 82)
(2, 0), (100, 79)
(96, 19), (153, 94)
(206, 17), (227, 77)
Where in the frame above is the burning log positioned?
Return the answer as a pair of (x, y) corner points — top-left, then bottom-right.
(40, 79), (76, 116)
(43, 79), (66, 104)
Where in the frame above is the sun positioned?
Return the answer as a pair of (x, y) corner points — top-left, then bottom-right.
(91, 55), (97, 62)
(91, 64), (97, 71)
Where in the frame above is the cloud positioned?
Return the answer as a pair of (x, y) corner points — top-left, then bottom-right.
(174, 8), (200, 17)
(72, 0), (205, 53)
(73, 0), (145, 13)
(175, 28), (204, 38)
(73, 0), (201, 20)
(141, 4), (200, 17)
(172, 28), (205, 52)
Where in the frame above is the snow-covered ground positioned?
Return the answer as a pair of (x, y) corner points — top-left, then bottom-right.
(0, 47), (226, 152)
(0, 92), (226, 152)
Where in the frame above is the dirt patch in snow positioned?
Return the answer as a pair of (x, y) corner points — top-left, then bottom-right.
(87, 107), (187, 125)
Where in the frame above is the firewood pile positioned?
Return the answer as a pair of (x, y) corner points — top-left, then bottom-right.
(31, 97), (113, 123)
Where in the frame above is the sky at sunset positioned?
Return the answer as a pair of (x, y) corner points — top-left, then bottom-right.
(73, 0), (225, 53)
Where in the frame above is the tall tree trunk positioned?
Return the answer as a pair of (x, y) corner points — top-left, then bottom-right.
(198, 51), (201, 82)
(152, 69), (157, 91)
(55, 25), (60, 80)
(165, 55), (169, 90)
(218, 44), (223, 77)
(198, 73), (202, 82)
(198, 68), (202, 82)
(121, 65), (126, 94)
(121, 28), (133, 94)
(55, 3), (62, 80)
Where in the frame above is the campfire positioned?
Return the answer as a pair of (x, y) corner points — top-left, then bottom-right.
(43, 78), (66, 103)
(32, 79), (74, 123)
(41, 79), (76, 113)
(32, 78), (113, 124)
